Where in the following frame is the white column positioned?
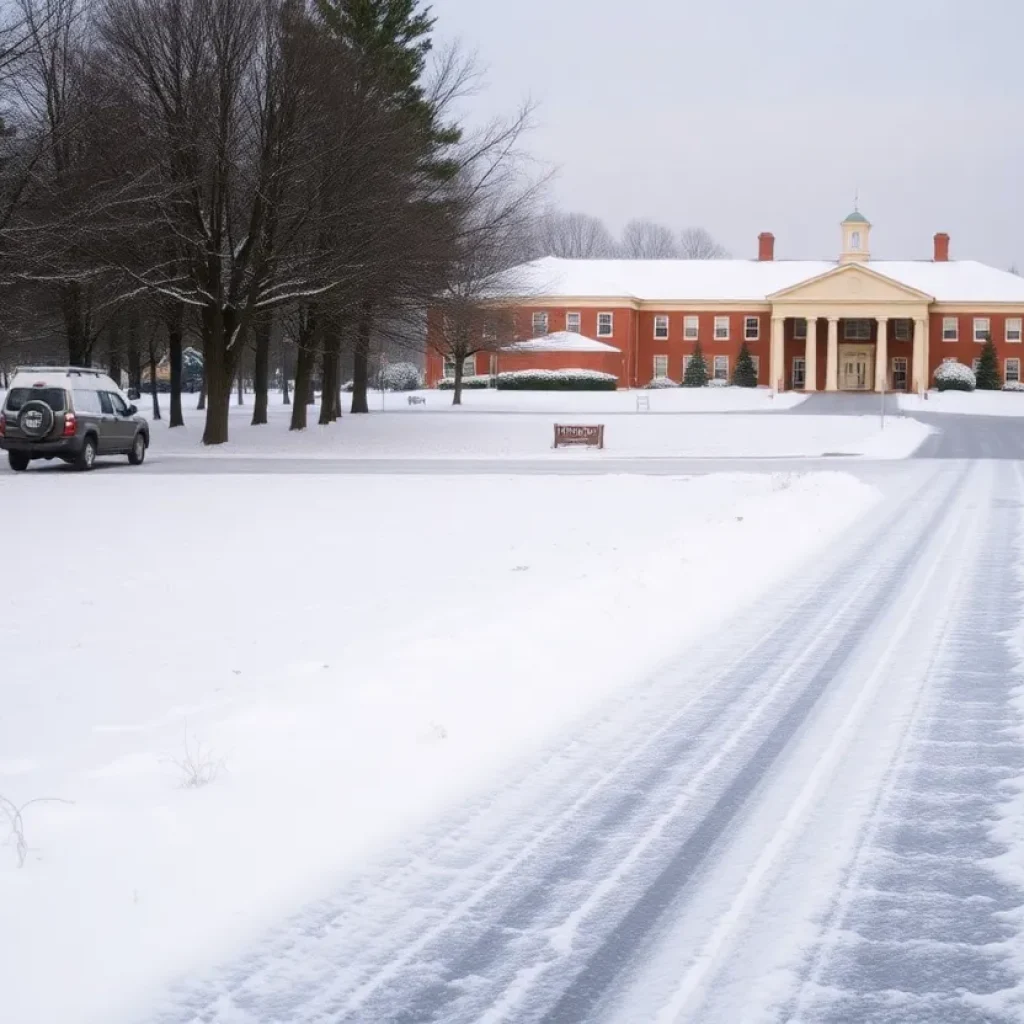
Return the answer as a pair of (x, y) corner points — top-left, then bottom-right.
(875, 317), (888, 392)
(805, 317), (817, 391)
(826, 317), (839, 391)
(770, 316), (785, 391)
(913, 317), (929, 393)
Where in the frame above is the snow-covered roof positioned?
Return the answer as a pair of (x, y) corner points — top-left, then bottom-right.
(503, 331), (619, 353)
(509, 256), (1024, 304)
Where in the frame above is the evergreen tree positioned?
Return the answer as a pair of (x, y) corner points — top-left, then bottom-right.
(732, 341), (758, 387)
(683, 341), (709, 387)
(976, 335), (1002, 390)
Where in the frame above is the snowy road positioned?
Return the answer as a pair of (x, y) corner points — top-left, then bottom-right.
(146, 461), (1024, 1024)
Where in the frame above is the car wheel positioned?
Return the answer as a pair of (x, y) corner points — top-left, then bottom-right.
(128, 432), (146, 466)
(74, 435), (97, 471)
(7, 451), (29, 472)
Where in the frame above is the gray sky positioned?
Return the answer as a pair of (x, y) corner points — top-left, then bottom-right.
(431, 0), (1024, 267)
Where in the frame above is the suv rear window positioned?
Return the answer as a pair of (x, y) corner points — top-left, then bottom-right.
(5, 387), (67, 412)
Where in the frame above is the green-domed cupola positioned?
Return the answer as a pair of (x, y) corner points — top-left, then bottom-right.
(840, 207), (871, 263)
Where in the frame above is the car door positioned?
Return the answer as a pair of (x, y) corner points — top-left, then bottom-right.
(106, 392), (136, 452)
(95, 391), (119, 453)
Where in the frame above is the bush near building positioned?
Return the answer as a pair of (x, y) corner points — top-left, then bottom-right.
(377, 362), (422, 391)
(683, 342), (709, 387)
(732, 342), (758, 388)
(436, 375), (491, 390)
(934, 361), (976, 392)
(496, 369), (618, 391)
(975, 337), (1002, 390)
(645, 377), (680, 389)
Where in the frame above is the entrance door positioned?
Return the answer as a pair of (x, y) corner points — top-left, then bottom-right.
(838, 345), (874, 390)
(891, 357), (908, 391)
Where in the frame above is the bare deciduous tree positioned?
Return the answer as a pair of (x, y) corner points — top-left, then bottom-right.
(620, 218), (679, 258)
(679, 226), (730, 259)
(533, 209), (617, 258)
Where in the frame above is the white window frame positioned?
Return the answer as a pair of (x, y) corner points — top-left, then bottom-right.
(892, 356), (908, 389)
(597, 312), (614, 337)
(971, 357), (982, 373)
(793, 318), (807, 340)
(1006, 358), (1021, 383)
(713, 354), (729, 380)
(683, 354), (694, 373)
(942, 317), (958, 342)
(844, 318), (871, 341)
(1007, 318), (1022, 343)
(893, 319), (910, 341)
(443, 354), (477, 378)
(482, 321), (497, 342)
(531, 311), (549, 337)
(683, 316), (699, 340)
(653, 354), (669, 380)
(791, 356), (806, 388)
(750, 354), (760, 379)
(653, 315), (669, 340)
(744, 316), (760, 341)
(974, 317), (991, 343)
(713, 316), (730, 341)
(566, 311), (581, 334)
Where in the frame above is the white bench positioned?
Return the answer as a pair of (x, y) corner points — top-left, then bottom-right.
(407, 395), (426, 406)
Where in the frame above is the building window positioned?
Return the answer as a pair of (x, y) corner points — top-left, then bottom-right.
(653, 354), (669, 379)
(942, 317), (959, 341)
(744, 317), (760, 341)
(943, 356), (957, 363)
(713, 355), (729, 380)
(793, 318), (807, 340)
(683, 354), (693, 374)
(482, 321), (497, 342)
(1007, 358), (1021, 383)
(683, 315), (699, 340)
(750, 355), (760, 379)
(566, 312), (581, 333)
(597, 312), (614, 337)
(892, 357), (908, 390)
(443, 355), (476, 378)
(792, 357), (806, 388)
(893, 319), (910, 341)
(654, 315), (669, 340)
(714, 316), (730, 340)
(850, 230), (861, 250)
(974, 317), (991, 343)
(972, 358), (982, 373)
(531, 312), (548, 336)
(844, 318), (871, 340)
(1007, 318), (1022, 343)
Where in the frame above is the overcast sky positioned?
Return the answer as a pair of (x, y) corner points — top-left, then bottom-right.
(430, 0), (1024, 268)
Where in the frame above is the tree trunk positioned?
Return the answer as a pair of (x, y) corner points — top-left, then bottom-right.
(251, 319), (270, 425)
(319, 332), (341, 424)
(168, 323), (184, 428)
(127, 318), (142, 395)
(197, 374), (206, 410)
(290, 342), (313, 430)
(237, 364), (244, 406)
(148, 332), (161, 421)
(282, 363), (290, 405)
(108, 326), (122, 385)
(201, 315), (237, 445)
(61, 283), (91, 366)
(350, 301), (373, 414)
(452, 355), (464, 406)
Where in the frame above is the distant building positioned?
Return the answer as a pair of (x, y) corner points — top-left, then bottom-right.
(426, 212), (1024, 392)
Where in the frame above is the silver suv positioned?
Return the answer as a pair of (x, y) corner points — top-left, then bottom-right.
(0, 367), (150, 472)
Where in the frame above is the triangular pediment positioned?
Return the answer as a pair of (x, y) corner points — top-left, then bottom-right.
(769, 263), (934, 303)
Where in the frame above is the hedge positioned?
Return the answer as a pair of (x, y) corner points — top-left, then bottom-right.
(1004, 381), (1024, 392)
(496, 369), (618, 391)
(436, 375), (491, 390)
(934, 361), (976, 392)
(644, 377), (680, 389)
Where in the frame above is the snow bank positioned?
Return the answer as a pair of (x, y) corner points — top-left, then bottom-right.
(0, 469), (877, 1024)
(143, 400), (929, 460)
(900, 389), (1024, 417)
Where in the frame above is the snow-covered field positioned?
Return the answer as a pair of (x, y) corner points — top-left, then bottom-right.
(0, 468), (878, 1024)
(900, 389), (1024, 416)
(139, 393), (930, 460)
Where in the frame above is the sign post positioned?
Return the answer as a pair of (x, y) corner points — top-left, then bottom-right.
(553, 424), (605, 450)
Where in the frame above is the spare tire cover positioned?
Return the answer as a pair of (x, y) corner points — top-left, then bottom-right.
(18, 400), (55, 439)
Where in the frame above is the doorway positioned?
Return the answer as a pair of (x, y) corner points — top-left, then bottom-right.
(838, 344), (874, 390)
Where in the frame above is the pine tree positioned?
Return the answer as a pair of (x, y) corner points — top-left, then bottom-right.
(732, 341), (758, 388)
(976, 335), (1002, 390)
(683, 341), (709, 387)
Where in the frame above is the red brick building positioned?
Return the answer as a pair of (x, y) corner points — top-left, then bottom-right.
(426, 212), (1024, 393)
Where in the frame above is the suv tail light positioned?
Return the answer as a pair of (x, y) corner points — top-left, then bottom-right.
(62, 412), (76, 437)
(0, 413), (5, 437)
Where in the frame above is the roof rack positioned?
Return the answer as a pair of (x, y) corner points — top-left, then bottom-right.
(14, 366), (107, 377)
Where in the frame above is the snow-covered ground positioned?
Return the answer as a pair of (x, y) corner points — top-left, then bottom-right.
(138, 394), (930, 460)
(900, 389), (1024, 416)
(0, 468), (878, 1024)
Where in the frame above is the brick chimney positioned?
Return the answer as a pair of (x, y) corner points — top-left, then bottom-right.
(758, 232), (775, 261)
(933, 232), (950, 262)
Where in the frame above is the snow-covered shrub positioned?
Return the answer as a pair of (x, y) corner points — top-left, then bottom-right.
(1003, 381), (1024, 392)
(644, 377), (679, 389)
(496, 369), (618, 391)
(341, 380), (354, 393)
(934, 361), (976, 392)
(436, 375), (491, 390)
(377, 362), (421, 391)
(707, 378), (731, 388)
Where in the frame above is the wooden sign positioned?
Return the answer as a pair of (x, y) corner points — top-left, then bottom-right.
(553, 424), (605, 449)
